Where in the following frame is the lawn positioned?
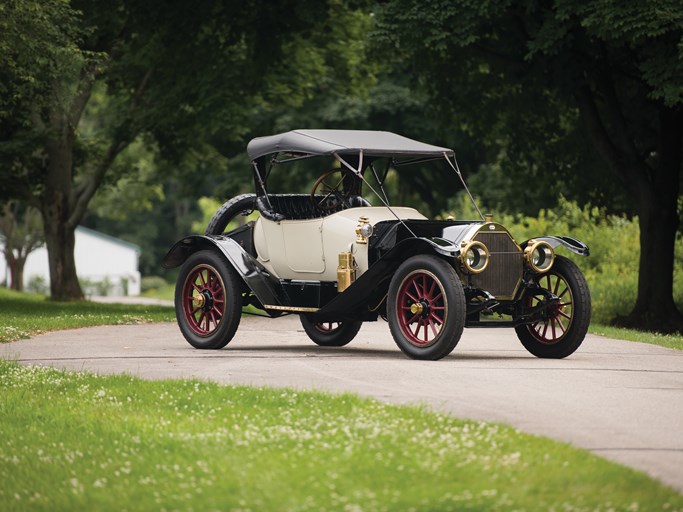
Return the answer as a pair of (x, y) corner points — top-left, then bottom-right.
(1, 288), (682, 508)
(1, 359), (681, 511)
(590, 324), (683, 350)
(0, 288), (174, 343)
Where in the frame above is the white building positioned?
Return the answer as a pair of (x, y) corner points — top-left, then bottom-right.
(0, 226), (141, 296)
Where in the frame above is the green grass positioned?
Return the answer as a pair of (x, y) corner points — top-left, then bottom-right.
(0, 288), (174, 343)
(590, 324), (683, 350)
(0, 360), (681, 511)
(140, 282), (175, 301)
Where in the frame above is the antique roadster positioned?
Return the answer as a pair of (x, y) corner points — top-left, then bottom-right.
(162, 130), (591, 360)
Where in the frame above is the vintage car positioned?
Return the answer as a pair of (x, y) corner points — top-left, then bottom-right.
(162, 130), (591, 360)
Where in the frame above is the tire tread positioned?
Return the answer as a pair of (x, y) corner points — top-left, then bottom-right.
(205, 194), (257, 236)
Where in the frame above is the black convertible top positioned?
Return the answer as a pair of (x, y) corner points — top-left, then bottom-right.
(247, 129), (454, 160)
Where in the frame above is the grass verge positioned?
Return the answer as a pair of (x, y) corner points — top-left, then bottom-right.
(141, 282), (175, 302)
(1, 359), (681, 511)
(0, 288), (174, 343)
(590, 324), (683, 350)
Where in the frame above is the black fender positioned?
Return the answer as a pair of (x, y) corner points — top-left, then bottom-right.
(162, 235), (282, 307)
(316, 237), (453, 321)
(521, 236), (589, 257)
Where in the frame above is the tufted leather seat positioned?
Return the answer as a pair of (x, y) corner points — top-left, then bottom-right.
(256, 194), (370, 221)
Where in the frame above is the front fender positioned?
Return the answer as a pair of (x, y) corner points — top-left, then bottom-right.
(161, 235), (282, 307)
(521, 236), (589, 257)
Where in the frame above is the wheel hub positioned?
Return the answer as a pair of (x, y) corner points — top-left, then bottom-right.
(549, 301), (564, 316)
(193, 290), (214, 312)
(541, 298), (563, 320)
(193, 294), (205, 309)
(410, 300), (430, 316)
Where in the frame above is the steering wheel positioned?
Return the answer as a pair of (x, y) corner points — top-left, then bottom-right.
(310, 169), (353, 211)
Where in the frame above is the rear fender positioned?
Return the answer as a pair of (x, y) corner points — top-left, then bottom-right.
(162, 235), (282, 307)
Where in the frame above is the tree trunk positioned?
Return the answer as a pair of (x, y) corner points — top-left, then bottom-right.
(41, 106), (84, 301)
(616, 108), (683, 332)
(42, 206), (82, 300)
(617, 190), (683, 332)
(10, 255), (25, 292)
(578, 85), (683, 332)
(5, 251), (18, 290)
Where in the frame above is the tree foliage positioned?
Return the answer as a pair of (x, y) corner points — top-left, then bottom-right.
(0, 0), (374, 299)
(0, 202), (44, 291)
(374, 0), (683, 331)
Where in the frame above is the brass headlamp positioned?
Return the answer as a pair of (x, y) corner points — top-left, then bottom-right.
(355, 216), (373, 244)
(524, 239), (555, 273)
(459, 240), (490, 274)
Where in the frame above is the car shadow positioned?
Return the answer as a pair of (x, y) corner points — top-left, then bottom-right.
(222, 344), (533, 361)
(226, 344), (406, 359)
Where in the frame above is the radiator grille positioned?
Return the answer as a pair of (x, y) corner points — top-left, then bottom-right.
(470, 231), (523, 298)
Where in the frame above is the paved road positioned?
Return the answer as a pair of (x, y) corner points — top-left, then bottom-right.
(2, 316), (682, 492)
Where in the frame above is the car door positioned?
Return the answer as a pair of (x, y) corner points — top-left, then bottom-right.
(281, 218), (325, 274)
(254, 217), (325, 279)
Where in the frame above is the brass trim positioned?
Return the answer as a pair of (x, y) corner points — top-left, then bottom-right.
(263, 305), (320, 313)
(524, 239), (555, 273)
(337, 251), (357, 292)
(459, 240), (490, 274)
(192, 294), (205, 308)
(471, 226), (524, 300)
(355, 216), (372, 244)
(410, 302), (424, 315)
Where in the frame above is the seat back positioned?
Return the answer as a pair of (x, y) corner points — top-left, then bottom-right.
(257, 194), (369, 220)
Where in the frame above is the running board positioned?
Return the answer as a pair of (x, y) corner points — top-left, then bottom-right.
(263, 305), (320, 313)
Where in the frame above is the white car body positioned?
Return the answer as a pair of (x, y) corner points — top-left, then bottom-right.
(253, 206), (426, 281)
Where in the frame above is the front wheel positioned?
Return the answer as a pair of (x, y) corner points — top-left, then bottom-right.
(300, 315), (362, 347)
(387, 255), (466, 360)
(175, 250), (243, 349)
(515, 255), (591, 358)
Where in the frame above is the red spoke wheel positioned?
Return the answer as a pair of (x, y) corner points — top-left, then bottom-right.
(175, 250), (242, 349)
(300, 315), (362, 347)
(388, 255), (465, 360)
(515, 255), (591, 358)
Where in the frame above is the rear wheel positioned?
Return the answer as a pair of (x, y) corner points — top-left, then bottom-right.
(300, 315), (362, 347)
(515, 255), (591, 358)
(387, 255), (466, 360)
(205, 194), (257, 235)
(175, 250), (242, 349)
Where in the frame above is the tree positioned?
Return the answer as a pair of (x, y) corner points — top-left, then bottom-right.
(0, 0), (373, 300)
(374, 0), (683, 332)
(0, 202), (44, 291)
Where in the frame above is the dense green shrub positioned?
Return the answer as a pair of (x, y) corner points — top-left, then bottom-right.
(79, 277), (114, 298)
(444, 196), (683, 325)
(26, 275), (49, 295)
(140, 276), (168, 293)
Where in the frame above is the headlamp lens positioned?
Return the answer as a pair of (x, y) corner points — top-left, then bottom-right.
(460, 241), (489, 274)
(525, 240), (554, 272)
